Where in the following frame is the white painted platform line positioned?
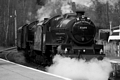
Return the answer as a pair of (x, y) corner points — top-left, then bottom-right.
(0, 59), (72, 80)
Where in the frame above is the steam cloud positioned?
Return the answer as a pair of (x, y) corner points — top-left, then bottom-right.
(37, 0), (119, 21)
(46, 55), (113, 80)
(72, 0), (119, 6)
(37, 0), (73, 21)
(97, 0), (119, 6)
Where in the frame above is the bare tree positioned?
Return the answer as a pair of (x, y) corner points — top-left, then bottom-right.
(5, 0), (10, 46)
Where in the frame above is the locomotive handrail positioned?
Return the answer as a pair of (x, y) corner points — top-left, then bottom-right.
(72, 46), (94, 49)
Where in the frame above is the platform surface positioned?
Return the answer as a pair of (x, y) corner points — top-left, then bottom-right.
(107, 57), (120, 64)
(0, 59), (71, 80)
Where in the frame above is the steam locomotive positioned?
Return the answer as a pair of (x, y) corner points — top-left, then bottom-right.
(17, 11), (105, 65)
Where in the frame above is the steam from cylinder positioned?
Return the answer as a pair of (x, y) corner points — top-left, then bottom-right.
(46, 55), (113, 80)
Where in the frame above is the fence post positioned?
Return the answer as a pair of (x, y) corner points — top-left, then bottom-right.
(109, 21), (112, 35)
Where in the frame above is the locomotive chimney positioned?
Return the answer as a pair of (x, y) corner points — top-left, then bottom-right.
(76, 11), (85, 16)
(44, 18), (49, 21)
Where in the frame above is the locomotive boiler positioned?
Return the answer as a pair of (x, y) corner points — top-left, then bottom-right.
(17, 11), (105, 65)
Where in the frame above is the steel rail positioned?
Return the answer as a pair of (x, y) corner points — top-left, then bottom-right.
(0, 46), (16, 53)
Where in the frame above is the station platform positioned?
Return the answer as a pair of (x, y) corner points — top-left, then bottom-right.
(0, 59), (71, 80)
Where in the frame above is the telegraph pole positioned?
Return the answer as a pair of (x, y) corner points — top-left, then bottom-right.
(14, 10), (17, 45)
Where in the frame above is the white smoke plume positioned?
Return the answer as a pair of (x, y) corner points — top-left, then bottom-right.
(72, 0), (119, 6)
(46, 55), (113, 80)
(37, 0), (119, 21)
(37, 0), (72, 21)
(97, 0), (119, 6)
(60, 1), (73, 14)
(37, 6), (52, 21)
(72, 0), (93, 7)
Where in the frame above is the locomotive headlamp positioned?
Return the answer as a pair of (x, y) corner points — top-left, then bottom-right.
(82, 37), (85, 41)
(76, 18), (79, 21)
(100, 49), (103, 54)
(64, 48), (68, 53)
(82, 16), (85, 18)
(87, 17), (90, 20)
(83, 49), (86, 52)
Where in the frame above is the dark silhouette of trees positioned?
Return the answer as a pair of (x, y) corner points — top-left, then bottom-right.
(0, 0), (120, 46)
(93, 0), (120, 28)
(0, 0), (38, 46)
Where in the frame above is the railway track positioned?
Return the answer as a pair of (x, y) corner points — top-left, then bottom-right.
(0, 47), (46, 71)
(0, 47), (16, 60)
(0, 47), (16, 52)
